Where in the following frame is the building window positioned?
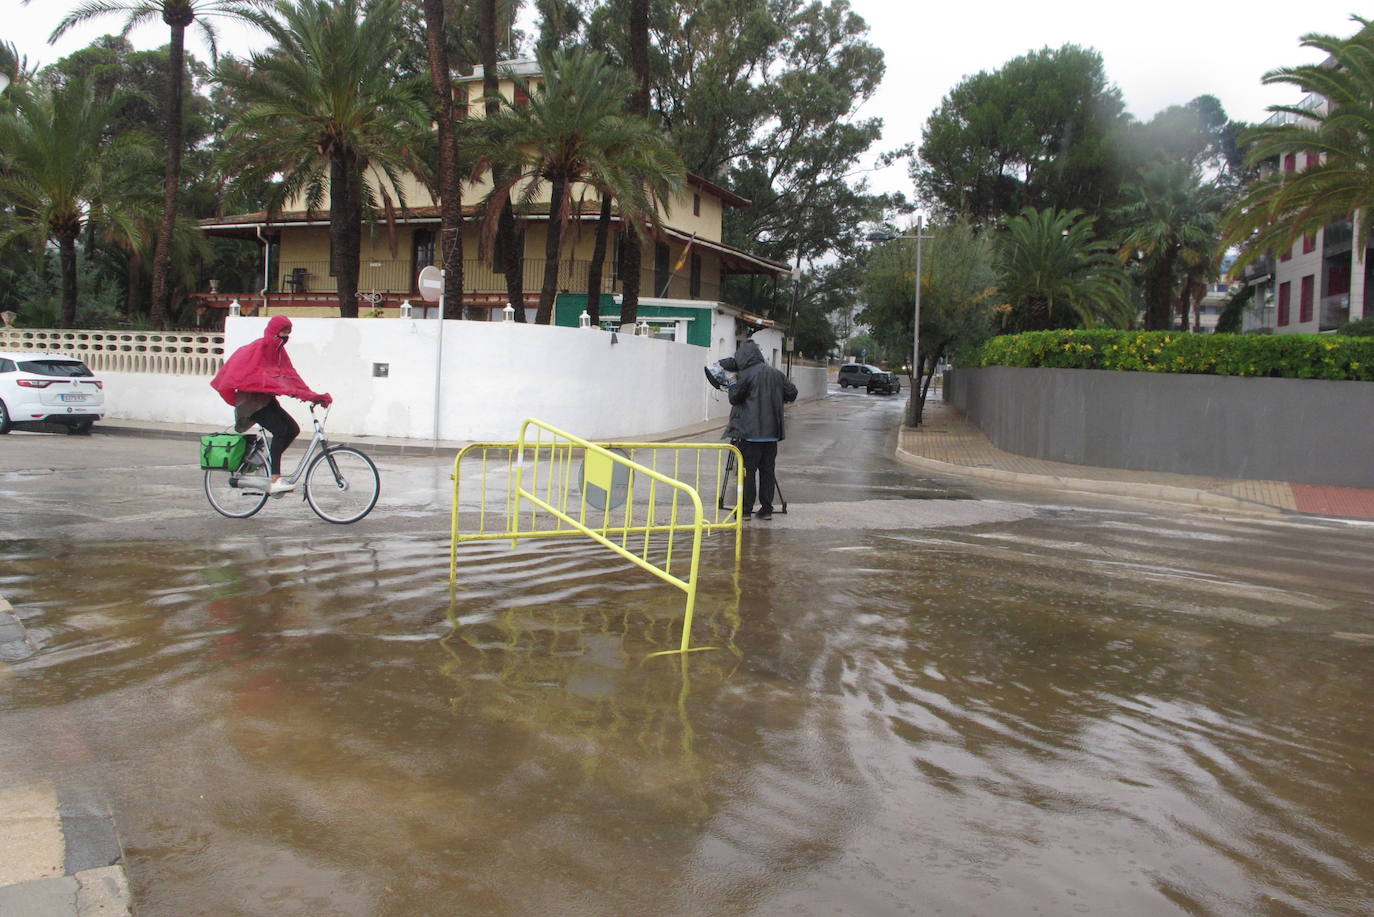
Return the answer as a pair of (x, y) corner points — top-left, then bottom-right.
(412, 229), (435, 277)
(1278, 281), (1291, 326)
(1300, 274), (1314, 323)
(1303, 232), (1316, 254)
(1305, 152), (1319, 170)
(693, 194), (701, 217)
(654, 242), (671, 296)
(689, 253), (702, 298)
(1280, 243), (1292, 263)
(1284, 153), (1297, 173)
(514, 82), (532, 107)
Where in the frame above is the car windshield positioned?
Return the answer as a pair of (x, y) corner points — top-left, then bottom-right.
(18, 359), (94, 378)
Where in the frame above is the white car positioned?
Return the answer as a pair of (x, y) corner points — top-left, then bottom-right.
(0, 350), (106, 435)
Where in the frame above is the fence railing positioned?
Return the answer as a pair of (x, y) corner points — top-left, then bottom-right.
(450, 420), (743, 656)
(0, 328), (225, 376)
(263, 258), (720, 303)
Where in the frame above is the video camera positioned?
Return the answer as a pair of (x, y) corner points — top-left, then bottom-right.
(703, 357), (738, 391)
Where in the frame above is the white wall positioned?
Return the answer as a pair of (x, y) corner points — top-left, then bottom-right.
(104, 317), (817, 441)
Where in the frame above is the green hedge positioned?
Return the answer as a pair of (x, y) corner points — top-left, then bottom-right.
(976, 330), (1374, 381)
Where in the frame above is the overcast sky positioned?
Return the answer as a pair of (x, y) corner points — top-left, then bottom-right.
(3, 0), (1363, 197)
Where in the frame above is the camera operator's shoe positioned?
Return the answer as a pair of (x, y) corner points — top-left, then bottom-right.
(755, 509), (773, 521)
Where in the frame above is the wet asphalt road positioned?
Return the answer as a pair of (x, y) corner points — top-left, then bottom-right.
(3, 388), (1374, 915)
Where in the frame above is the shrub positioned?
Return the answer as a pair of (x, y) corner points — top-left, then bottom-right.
(976, 330), (1374, 381)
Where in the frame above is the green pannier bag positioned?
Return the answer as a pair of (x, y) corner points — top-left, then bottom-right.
(200, 432), (251, 471)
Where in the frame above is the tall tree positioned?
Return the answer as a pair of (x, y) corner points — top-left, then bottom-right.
(862, 218), (998, 424)
(39, 0), (268, 328)
(1222, 16), (1374, 271)
(916, 45), (1129, 226)
(1115, 162), (1224, 331)
(588, 0), (892, 318)
(470, 47), (683, 324)
(481, 0), (526, 320)
(618, 0), (650, 328)
(0, 78), (129, 326)
(422, 0), (463, 318)
(218, 0), (428, 318)
(997, 207), (1132, 331)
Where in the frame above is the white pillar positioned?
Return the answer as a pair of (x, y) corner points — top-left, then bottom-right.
(1350, 212), (1367, 321)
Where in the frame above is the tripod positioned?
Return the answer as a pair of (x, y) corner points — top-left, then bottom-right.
(716, 441), (788, 515)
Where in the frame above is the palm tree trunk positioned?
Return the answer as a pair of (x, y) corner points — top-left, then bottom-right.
(586, 195), (611, 324)
(1144, 257), (1174, 331)
(620, 0), (650, 328)
(537, 173), (566, 324)
(332, 157), (362, 318)
(483, 0), (525, 321)
(58, 231), (79, 328)
(423, 0), (463, 320)
(148, 22), (187, 329)
(126, 249), (144, 319)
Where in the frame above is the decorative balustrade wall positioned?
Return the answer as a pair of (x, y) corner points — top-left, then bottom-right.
(0, 329), (225, 376)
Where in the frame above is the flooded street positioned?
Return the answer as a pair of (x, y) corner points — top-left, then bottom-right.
(3, 392), (1373, 915)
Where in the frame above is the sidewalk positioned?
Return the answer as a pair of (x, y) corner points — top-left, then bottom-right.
(898, 399), (1374, 522)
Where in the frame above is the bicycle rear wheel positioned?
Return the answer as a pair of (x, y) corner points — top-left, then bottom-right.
(204, 457), (270, 519)
(304, 446), (380, 524)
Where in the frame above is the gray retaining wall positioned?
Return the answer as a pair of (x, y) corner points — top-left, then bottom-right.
(948, 366), (1374, 489)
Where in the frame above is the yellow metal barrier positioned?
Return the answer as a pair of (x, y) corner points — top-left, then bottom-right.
(449, 419), (743, 656)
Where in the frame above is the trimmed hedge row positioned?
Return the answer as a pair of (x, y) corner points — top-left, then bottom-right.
(975, 330), (1374, 381)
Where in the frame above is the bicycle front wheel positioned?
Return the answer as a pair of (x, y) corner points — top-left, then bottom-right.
(304, 446), (380, 524)
(204, 468), (270, 519)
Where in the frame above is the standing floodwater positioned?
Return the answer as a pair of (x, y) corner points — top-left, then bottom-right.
(3, 503), (1373, 915)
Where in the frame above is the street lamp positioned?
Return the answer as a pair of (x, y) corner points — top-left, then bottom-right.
(867, 217), (931, 427)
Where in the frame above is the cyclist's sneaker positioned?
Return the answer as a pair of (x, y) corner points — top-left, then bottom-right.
(269, 479), (296, 494)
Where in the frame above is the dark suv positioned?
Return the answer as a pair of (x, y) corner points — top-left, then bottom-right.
(837, 363), (882, 388)
(866, 371), (901, 395)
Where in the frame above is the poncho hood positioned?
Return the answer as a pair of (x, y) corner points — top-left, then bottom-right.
(210, 317), (322, 406)
(732, 338), (764, 371)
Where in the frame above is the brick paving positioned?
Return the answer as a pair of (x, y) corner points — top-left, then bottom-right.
(900, 399), (1374, 521)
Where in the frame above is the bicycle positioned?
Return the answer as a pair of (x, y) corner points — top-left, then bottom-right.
(203, 405), (380, 524)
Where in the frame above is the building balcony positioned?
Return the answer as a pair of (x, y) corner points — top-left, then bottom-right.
(200, 258), (730, 316)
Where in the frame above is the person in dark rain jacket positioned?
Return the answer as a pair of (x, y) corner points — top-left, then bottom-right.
(722, 337), (797, 520)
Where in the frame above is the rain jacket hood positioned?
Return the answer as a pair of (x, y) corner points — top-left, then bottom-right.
(210, 317), (323, 406)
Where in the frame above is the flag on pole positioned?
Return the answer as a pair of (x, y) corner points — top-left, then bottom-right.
(673, 233), (697, 273)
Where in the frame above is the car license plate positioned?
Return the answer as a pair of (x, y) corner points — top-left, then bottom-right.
(60, 393), (89, 402)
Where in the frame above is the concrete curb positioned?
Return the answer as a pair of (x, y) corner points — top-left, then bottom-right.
(894, 445), (1288, 519)
(0, 593), (134, 917)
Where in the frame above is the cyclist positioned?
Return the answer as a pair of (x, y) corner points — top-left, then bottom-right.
(210, 316), (332, 494)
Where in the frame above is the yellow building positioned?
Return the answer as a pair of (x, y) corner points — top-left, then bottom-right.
(196, 59), (788, 323)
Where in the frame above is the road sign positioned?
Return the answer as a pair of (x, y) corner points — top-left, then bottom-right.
(417, 265), (444, 303)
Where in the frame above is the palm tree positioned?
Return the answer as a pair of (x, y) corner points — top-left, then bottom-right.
(422, 0), (463, 319)
(1116, 161), (1224, 330)
(480, 0), (525, 320)
(620, 0), (651, 328)
(471, 48), (684, 325)
(37, 0), (269, 328)
(218, 0), (428, 318)
(0, 78), (126, 326)
(997, 207), (1132, 331)
(1222, 17), (1374, 270)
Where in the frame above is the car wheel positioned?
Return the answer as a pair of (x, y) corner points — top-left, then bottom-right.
(0, 398), (10, 434)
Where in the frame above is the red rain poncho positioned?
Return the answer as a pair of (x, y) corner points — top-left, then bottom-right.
(210, 316), (326, 406)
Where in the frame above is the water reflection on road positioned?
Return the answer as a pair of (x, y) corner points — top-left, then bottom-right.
(3, 498), (1373, 916)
